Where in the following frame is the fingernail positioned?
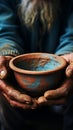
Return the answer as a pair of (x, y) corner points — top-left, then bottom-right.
(0, 70), (6, 79)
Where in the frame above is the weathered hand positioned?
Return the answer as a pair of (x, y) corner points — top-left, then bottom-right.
(0, 56), (37, 109)
(38, 78), (73, 105)
(37, 53), (73, 106)
(0, 80), (37, 109)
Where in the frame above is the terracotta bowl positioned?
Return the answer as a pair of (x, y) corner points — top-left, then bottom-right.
(9, 53), (67, 97)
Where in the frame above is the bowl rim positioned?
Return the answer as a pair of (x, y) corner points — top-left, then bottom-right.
(9, 53), (67, 75)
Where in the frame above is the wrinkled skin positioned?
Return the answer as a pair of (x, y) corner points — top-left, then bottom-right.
(0, 53), (73, 109)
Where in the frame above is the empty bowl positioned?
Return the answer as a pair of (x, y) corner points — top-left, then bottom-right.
(9, 53), (67, 97)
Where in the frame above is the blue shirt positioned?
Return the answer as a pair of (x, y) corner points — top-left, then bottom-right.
(0, 0), (73, 56)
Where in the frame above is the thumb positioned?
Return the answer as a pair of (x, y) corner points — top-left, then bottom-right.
(0, 67), (7, 79)
(65, 62), (73, 78)
(0, 56), (8, 79)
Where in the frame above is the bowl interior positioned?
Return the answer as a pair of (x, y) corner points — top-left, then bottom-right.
(9, 53), (67, 73)
(14, 57), (61, 71)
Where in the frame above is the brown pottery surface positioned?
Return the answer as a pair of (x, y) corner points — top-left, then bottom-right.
(9, 53), (67, 97)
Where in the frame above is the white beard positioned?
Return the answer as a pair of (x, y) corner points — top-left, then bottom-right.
(18, 0), (60, 31)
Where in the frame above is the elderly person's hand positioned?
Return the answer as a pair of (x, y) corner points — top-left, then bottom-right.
(0, 56), (37, 109)
(37, 53), (73, 106)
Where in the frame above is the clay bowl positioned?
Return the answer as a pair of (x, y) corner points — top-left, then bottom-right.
(9, 53), (67, 97)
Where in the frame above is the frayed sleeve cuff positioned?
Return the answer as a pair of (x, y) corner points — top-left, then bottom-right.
(0, 49), (20, 56)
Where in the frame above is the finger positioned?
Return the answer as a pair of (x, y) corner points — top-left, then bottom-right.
(0, 56), (8, 79)
(0, 56), (13, 79)
(66, 62), (73, 78)
(44, 78), (73, 99)
(0, 80), (33, 105)
(38, 96), (47, 105)
(0, 69), (7, 79)
(61, 53), (73, 63)
(3, 93), (33, 109)
(38, 96), (66, 105)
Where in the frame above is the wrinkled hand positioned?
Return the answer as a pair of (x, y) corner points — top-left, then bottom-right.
(0, 56), (37, 109)
(38, 53), (73, 106)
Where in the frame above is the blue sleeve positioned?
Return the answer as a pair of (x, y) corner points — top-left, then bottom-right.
(0, 0), (24, 56)
(55, 12), (73, 55)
